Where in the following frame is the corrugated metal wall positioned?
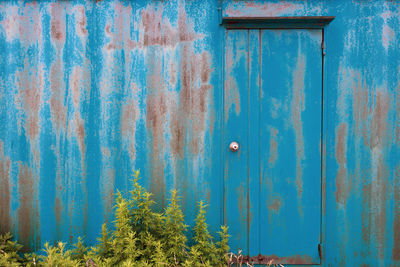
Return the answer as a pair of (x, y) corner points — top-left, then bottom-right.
(0, 1), (399, 265)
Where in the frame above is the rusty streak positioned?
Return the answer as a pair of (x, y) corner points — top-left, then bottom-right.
(237, 253), (315, 265)
(0, 141), (10, 234)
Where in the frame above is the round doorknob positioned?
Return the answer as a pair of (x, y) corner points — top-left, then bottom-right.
(229, 141), (239, 152)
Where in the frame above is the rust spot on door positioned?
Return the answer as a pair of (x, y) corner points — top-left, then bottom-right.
(267, 197), (282, 213)
(268, 127), (278, 165)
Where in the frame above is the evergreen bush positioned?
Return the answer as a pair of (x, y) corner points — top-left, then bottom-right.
(0, 171), (231, 267)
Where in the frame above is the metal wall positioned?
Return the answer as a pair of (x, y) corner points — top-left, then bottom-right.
(0, 0), (399, 265)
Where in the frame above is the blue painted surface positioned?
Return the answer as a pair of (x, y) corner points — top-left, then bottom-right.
(224, 28), (322, 264)
(0, 1), (399, 266)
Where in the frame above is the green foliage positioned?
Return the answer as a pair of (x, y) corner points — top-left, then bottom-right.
(215, 225), (230, 265)
(164, 189), (188, 265)
(0, 232), (24, 266)
(39, 242), (80, 266)
(0, 170), (230, 266)
(192, 201), (216, 263)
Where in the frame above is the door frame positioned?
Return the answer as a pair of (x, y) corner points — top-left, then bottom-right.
(221, 16), (334, 265)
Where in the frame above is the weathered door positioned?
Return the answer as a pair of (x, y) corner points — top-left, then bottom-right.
(224, 29), (322, 265)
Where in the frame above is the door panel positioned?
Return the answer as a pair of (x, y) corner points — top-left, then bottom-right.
(224, 29), (249, 254)
(248, 29), (261, 258)
(224, 29), (322, 265)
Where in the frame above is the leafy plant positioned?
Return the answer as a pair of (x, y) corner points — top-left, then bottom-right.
(0, 170), (231, 266)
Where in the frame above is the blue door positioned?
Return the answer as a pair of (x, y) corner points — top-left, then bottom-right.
(224, 29), (322, 265)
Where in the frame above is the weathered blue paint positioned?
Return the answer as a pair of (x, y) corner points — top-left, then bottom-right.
(224, 28), (323, 264)
(0, 0), (399, 266)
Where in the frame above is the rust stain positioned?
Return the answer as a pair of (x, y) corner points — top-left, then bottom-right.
(224, 77), (241, 119)
(268, 127), (278, 165)
(0, 3), (42, 44)
(18, 63), (43, 141)
(0, 5), (20, 42)
(71, 67), (81, 111)
(105, 2), (127, 51)
(50, 61), (66, 132)
(361, 182), (372, 245)
(140, 4), (212, 212)
(0, 141), (11, 233)
(170, 12), (212, 157)
(236, 184), (246, 241)
(101, 147), (111, 158)
(50, 3), (66, 44)
(50, 3), (67, 133)
(224, 34), (244, 120)
(267, 197), (282, 213)
(242, 253), (314, 265)
(147, 90), (167, 207)
(170, 48), (213, 157)
(199, 53), (213, 114)
(105, 3), (198, 51)
(146, 49), (167, 207)
(393, 165), (400, 260)
(54, 196), (62, 226)
(68, 66), (87, 205)
(141, 5), (196, 48)
(75, 115), (85, 156)
(373, 153), (388, 260)
(105, 24), (111, 36)
(291, 52), (306, 215)
(102, 169), (115, 222)
(381, 11), (395, 51)
(356, 89), (391, 259)
(170, 62), (177, 87)
(75, 5), (88, 37)
(382, 25), (394, 50)
(335, 122), (349, 205)
(370, 91), (390, 149)
(121, 100), (137, 160)
(370, 91), (390, 259)
(225, 2), (302, 18)
(396, 76), (400, 146)
(264, 178), (283, 222)
(352, 70), (368, 140)
(170, 102), (185, 158)
(200, 52), (212, 84)
(17, 164), (40, 250)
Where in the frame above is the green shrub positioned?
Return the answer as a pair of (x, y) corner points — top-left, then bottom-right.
(0, 170), (230, 266)
(0, 232), (24, 266)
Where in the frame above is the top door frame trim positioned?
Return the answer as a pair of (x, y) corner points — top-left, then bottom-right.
(222, 16), (335, 29)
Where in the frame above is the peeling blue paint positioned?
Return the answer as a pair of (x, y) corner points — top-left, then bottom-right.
(0, 0), (399, 266)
